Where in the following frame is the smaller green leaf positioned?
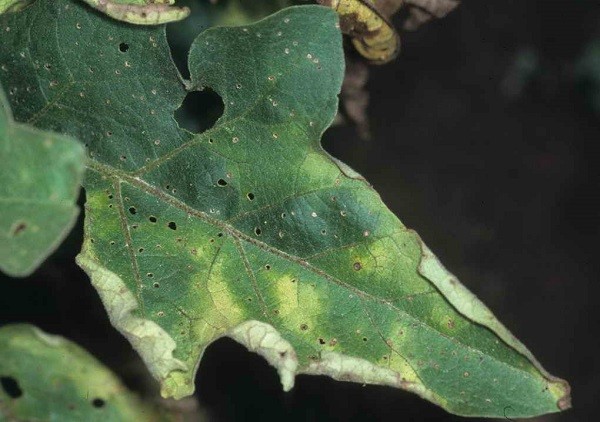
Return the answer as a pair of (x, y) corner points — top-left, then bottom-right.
(0, 324), (171, 421)
(0, 84), (84, 277)
(81, 0), (190, 25)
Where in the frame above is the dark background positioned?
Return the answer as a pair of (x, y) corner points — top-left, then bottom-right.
(1, 0), (599, 421)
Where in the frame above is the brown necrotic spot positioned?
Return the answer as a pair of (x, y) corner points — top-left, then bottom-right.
(11, 221), (27, 237)
(300, 323), (308, 331)
(353, 262), (362, 271)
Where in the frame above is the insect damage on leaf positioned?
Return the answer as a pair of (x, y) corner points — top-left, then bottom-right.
(317, 0), (400, 63)
(0, 0), (571, 418)
(81, 0), (190, 25)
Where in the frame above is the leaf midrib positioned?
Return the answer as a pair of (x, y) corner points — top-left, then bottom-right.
(85, 158), (540, 384)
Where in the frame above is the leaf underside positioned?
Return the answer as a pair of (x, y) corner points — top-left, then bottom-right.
(0, 324), (169, 421)
(0, 83), (84, 277)
(0, 0), (570, 417)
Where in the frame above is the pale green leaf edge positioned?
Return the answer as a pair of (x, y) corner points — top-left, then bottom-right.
(416, 233), (571, 410)
(80, 0), (190, 25)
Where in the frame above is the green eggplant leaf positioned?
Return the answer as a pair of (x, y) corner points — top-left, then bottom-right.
(0, 324), (173, 421)
(0, 0), (570, 417)
(0, 84), (84, 277)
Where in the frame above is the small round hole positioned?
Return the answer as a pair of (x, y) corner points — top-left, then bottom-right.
(0, 377), (23, 399)
(247, 192), (255, 201)
(119, 42), (129, 53)
(168, 221), (177, 230)
(92, 398), (105, 408)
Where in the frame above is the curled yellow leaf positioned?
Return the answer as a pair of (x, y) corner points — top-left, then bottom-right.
(318, 0), (400, 64)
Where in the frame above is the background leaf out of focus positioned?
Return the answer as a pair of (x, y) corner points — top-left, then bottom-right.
(1, 1), (599, 421)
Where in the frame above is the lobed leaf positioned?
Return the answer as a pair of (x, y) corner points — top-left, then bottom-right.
(0, 84), (84, 277)
(0, 0), (570, 417)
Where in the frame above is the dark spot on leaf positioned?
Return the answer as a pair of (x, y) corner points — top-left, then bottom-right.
(149, 216), (157, 223)
(11, 222), (27, 237)
(128, 206), (136, 215)
(254, 227), (262, 236)
(92, 398), (105, 408)
(247, 192), (255, 201)
(119, 42), (129, 53)
(0, 377), (23, 398)
(353, 262), (362, 271)
(300, 323), (308, 331)
(217, 179), (228, 187)
(217, 232), (223, 237)
(279, 351), (287, 358)
(168, 221), (177, 230)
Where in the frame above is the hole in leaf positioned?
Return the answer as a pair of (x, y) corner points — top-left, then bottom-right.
(153, 282), (160, 288)
(149, 216), (157, 223)
(175, 89), (223, 134)
(300, 324), (308, 331)
(147, 273), (154, 278)
(353, 262), (362, 271)
(128, 206), (137, 215)
(318, 338), (326, 345)
(265, 264), (271, 270)
(168, 222), (177, 230)
(92, 398), (105, 408)
(217, 232), (223, 237)
(217, 178), (228, 187)
(0, 377), (23, 398)
(247, 192), (255, 201)
(254, 227), (262, 236)
(118, 42), (129, 53)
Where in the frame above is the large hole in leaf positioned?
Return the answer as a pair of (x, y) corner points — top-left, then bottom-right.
(175, 89), (223, 134)
(1, 376), (23, 398)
